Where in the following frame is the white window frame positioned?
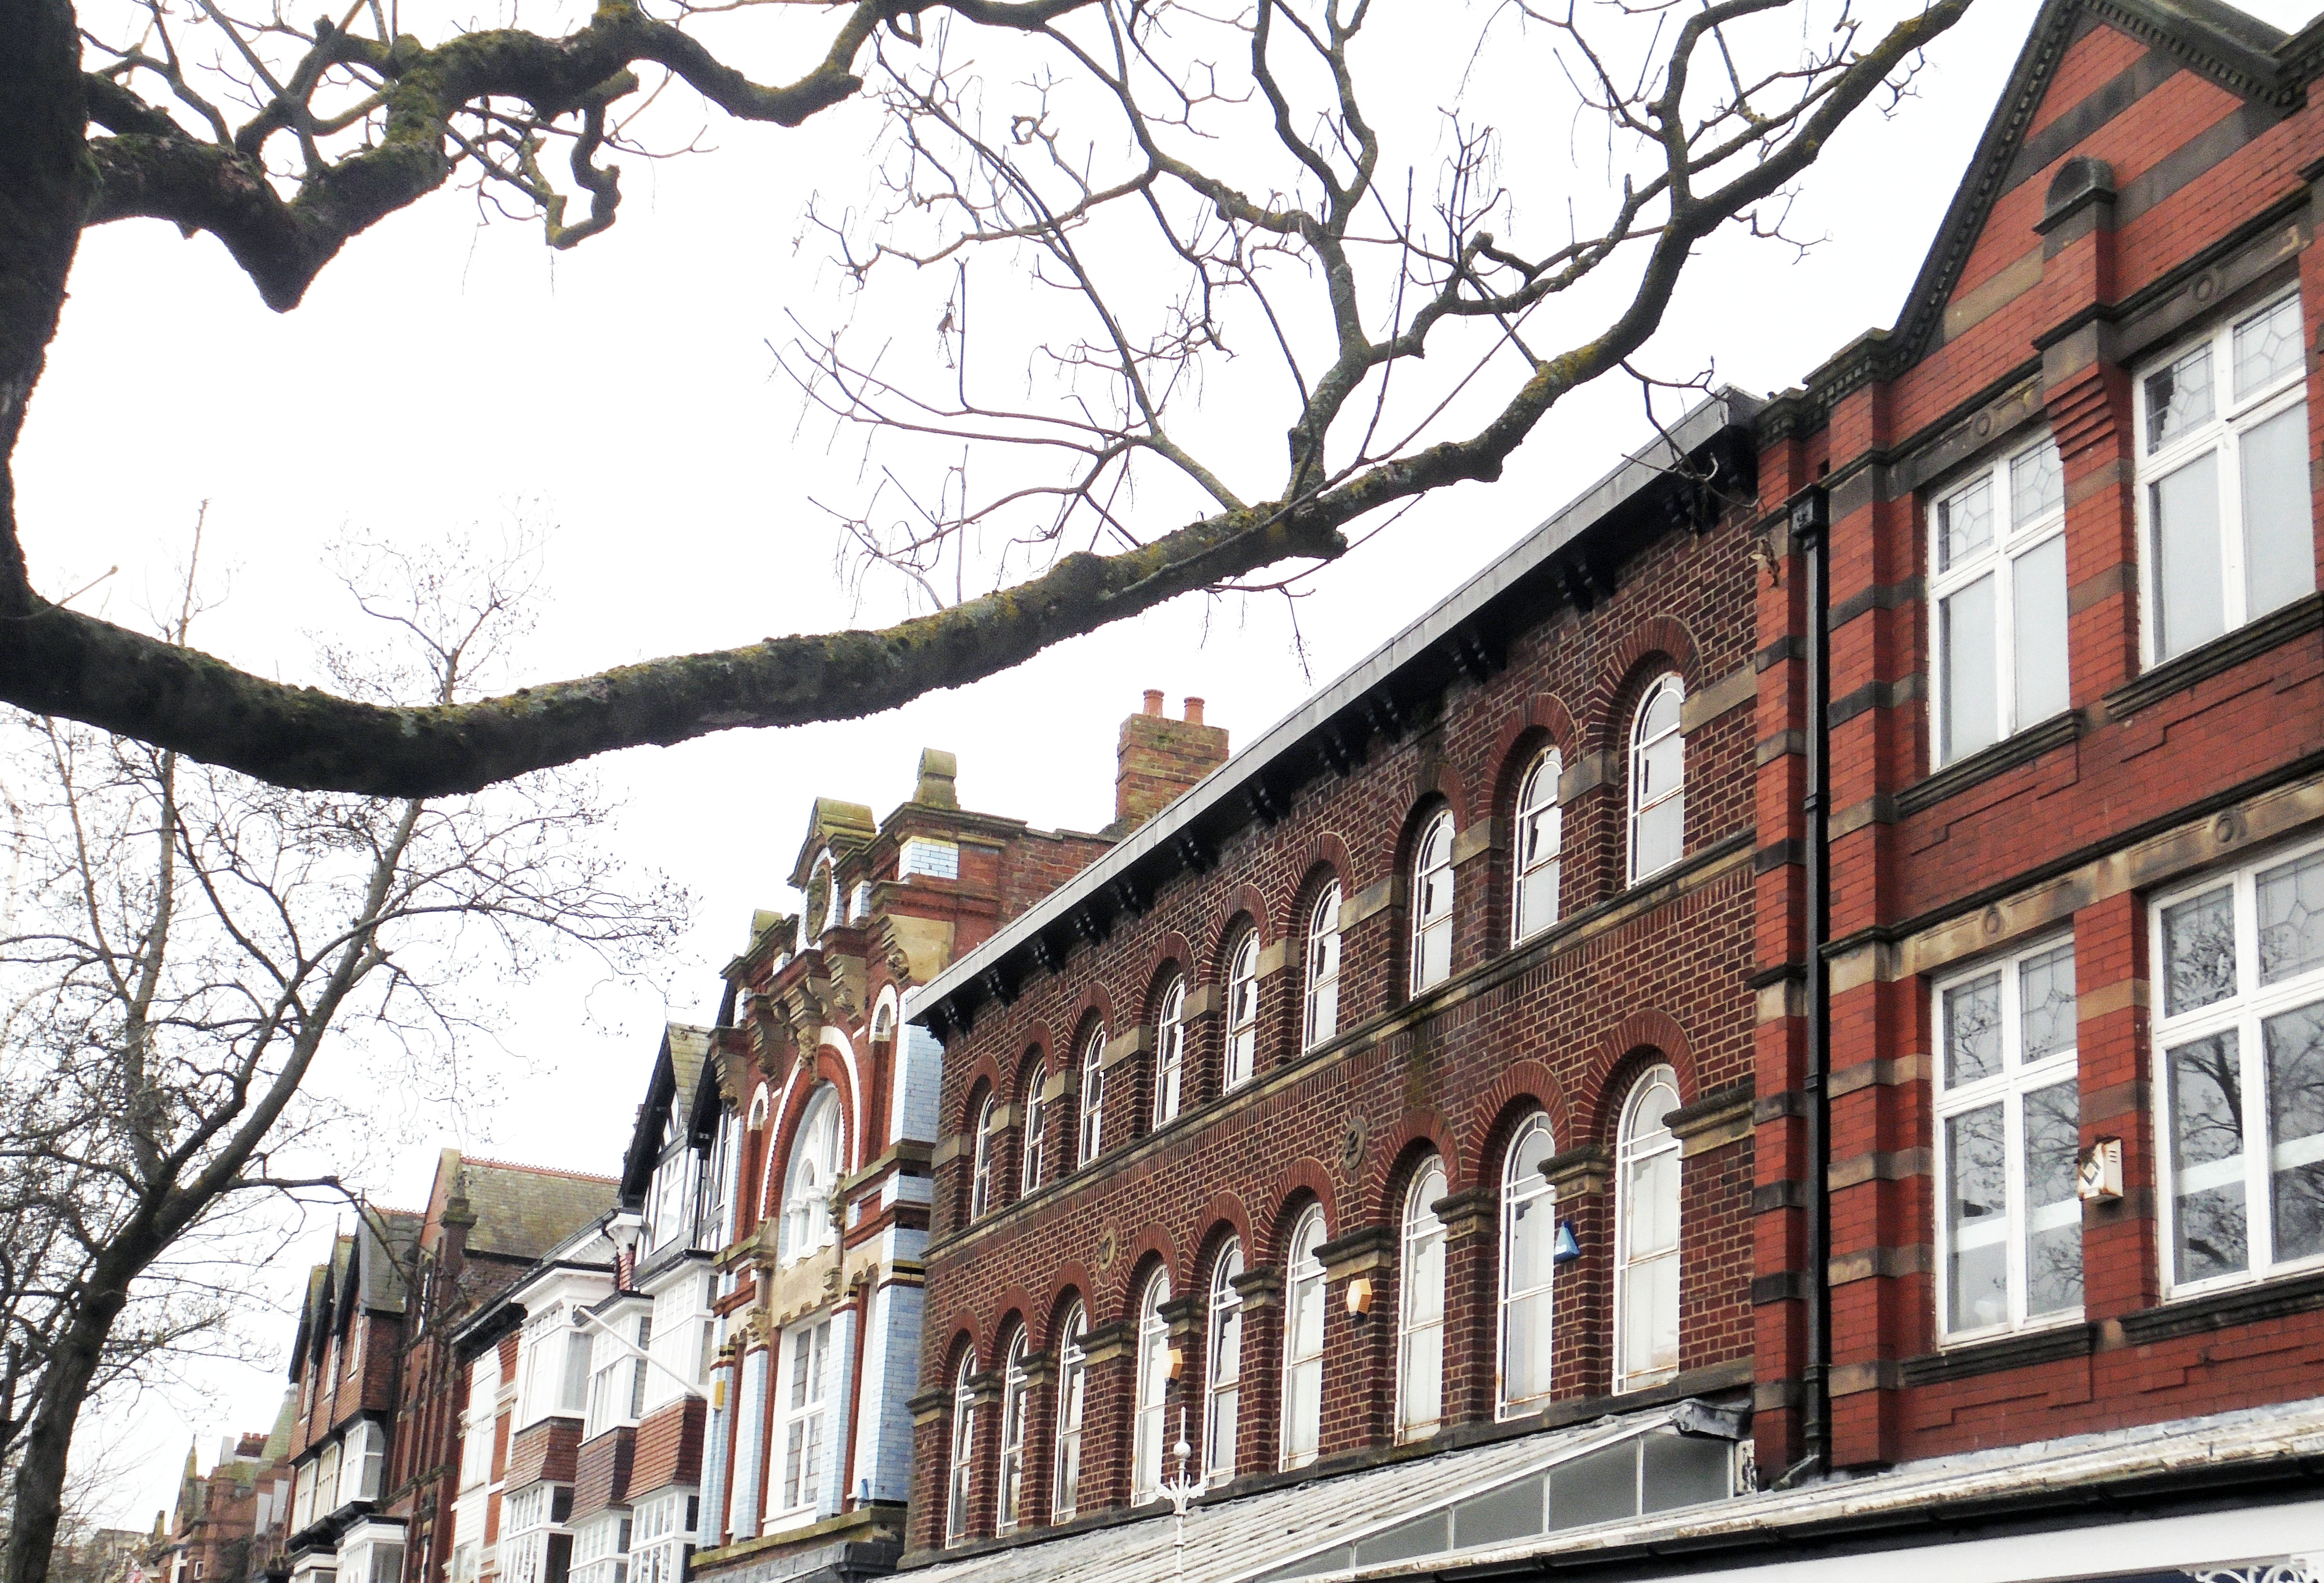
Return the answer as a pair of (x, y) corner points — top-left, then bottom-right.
(1612, 1067), (1683, 1391)
(1153, 976), (1187, 1128)
(1224, 932), (1260, 1092)
(778, 1087), (842, 1265)
(773, 1319), (830, 1517)
(2151, 833), (2324, 1297)
(996, 1331), (1030, 1534)
(1411, 810), (1456, 993)
(1929, 434), (2070, 766)
(1131, 1272), (1172, 1503)
(1396, 1159), (1447, 1442)
(968, 1094), (998, 1221)
(1077, 1027), (1108, 1166)
(1303, 884), (1343, 1051)
(583, 1310), (651, 1438)
(1497, 1112), (1556, 1418)
(1629, 674), (1687, 884)
(1513, 749), (1563, 943)
(1932, 937), (2083, 1342)
(1052, 1306), (1087, 1522)
(2135, 286), (2316, 667)
(944, 1352), (977, 1548)
(1020, 1062), (1049, 1196)
(1203, 1242), (1242, 1487)
(1279, 1208), (1327, 1471)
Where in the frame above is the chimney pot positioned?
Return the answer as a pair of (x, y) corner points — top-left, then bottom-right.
(1112, 694), (1230, 833)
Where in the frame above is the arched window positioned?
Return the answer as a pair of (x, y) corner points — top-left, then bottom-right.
(1499, 1113), (1556, 1415)
(1303, 884), (1343, 1050)
(944, 1350), (976, 1547)
(1629, 674), (1687, 882)
(1154, 976), (1187, 1128)
(1615, 1065), (1683, 1391)
(1020, 1061), (1050, 1196)
(779, 1087), (842, 1265)
(968, 1094), (998, 1221)
(1078, 1026), (1108, 1165)
(1398, 1159), (1448, 1441)
(872, 998), (896, 1043)
(1204, 1241), (1243, 1486)
(1411, 810), (1457, 992)
(1223, 932), (1261, 1092)
(1513, 749), (1563, 942)
(1280, 1208), (1328, 1470)
(996, 1330), (1030, 1533)
(1131, 1271), (1172, 1503)
(1052, 1304), (1087, 1521)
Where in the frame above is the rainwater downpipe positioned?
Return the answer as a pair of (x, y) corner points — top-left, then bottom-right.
(1785, 483), (1833, 1486)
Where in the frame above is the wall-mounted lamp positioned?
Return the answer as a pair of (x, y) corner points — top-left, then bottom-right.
(1346, 1277), (1375, 1321)
(1166, 1346), (1186, 1382)
(1552, 1222), (1582, 1265)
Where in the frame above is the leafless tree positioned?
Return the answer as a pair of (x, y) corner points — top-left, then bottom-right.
(5, 0), (1969, 797)
(0, 526), (690, 1583)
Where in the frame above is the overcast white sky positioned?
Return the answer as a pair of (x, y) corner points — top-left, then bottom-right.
(29, 0), (2320, 1529)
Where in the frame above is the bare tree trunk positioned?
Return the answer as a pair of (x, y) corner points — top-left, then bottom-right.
(4, 1247), (136, 1583)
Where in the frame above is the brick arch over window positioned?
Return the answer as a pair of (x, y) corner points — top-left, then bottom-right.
(1388, 772), (1466, 872)
(1263, 1161), (1338, 1261)
(1012, 1036), (1053, 1097)
(1063, 983), (1118, 1045)
(1296, 832), (1356, 892)
(989, 1290), (1038, 1350)
(1467, 1062), (1574, 1190)
(1366, 1112), (1460, 1220)
(1138, 937), (1195, 1017)
(1210, 884), (1276, 953)
(1192, 1201), (1255, 1276)
(1486, 695), (1582, 810)
(1585, 616), (1702, 753)
(1575, 1009), (1697, 1146)
(1110, 1230), (1185, 1321)
(1041, 1269), (1096, 1349)
(958, 1059), (1005, 1134)
(940, 1321), (984, 1378)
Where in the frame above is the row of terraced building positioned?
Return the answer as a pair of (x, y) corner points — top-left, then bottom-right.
(162, 6), (2324, 1583)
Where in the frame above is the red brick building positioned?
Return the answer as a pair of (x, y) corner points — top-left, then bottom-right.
(900, 3), (2324, 1580)
(905, 388), (1767, 1566)
(278, 1154), (617, 1583)
(683, 749), (1126, 1583)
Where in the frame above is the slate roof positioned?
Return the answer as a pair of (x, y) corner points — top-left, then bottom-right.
(619, 1022), (717, 1199)
(453, 1156), (620, 1261)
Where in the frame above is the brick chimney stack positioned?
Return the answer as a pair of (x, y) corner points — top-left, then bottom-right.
(1112, 690), (1229, 834)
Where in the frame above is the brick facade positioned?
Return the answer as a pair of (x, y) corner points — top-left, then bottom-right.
(1748, 0), (2324, 1484)
(908, 407), (1766, 1558)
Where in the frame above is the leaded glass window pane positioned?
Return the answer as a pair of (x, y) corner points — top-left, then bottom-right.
(2162, 885), (2238, 1017)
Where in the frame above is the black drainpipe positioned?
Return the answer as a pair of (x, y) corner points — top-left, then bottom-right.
(1786, 483), (1832, 1485)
